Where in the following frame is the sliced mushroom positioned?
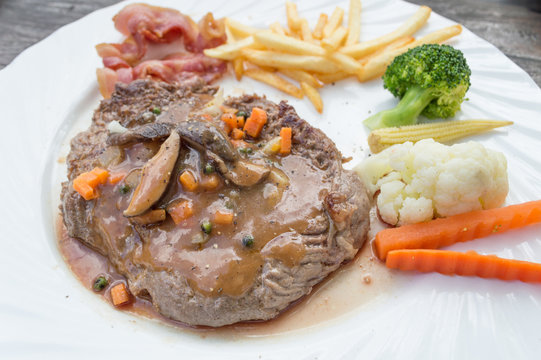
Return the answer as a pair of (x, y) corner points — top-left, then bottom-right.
(129, 209), (167, 226)
(124, 132), (181, 217)
(107, 123), (172, 146)
(224, 160), (270, 187)
(207, 152), (270, 187)
(176, 120), (237, 162)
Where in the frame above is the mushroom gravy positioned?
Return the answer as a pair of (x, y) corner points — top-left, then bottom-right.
(72, 134), (334, 298)
(57, 210), (394, 336)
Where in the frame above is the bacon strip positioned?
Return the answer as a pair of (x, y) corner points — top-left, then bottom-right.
(95, 3), (226, 98)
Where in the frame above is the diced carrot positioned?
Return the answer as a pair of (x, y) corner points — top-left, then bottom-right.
(231, 128), (245, 140)
(214, 210), (234, 225)
(108, 172), (126, 185)
(386, 249), (541, 284)
(200, 174), (221, 190)
(201, 113), (212, 121)
(110, 283), (131, 306)
(72, 167), (109, 200)
(221, 113), (237, 133)
(279, 127), (292, 155)
(167, 200), (194, 224)
(243, 107), (267, 138)
(90, 167), (109, 184)
(236, 115), (245, 128)
(77, 172), (99, 189)
(375, 200), (541, 260)
(179, 171), (198, 192)
(73, 178), (97, 200)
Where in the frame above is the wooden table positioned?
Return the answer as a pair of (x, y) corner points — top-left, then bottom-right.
(1, 0), (540, 86)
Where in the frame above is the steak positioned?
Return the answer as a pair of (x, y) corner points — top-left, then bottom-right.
(61, 79), (370, 327)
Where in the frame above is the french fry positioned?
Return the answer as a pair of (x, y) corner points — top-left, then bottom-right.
(413, 24), (462, 46)
(226, 18), (262, 38)
(286, 1), (302, 32)
(321, 26), (348, 51)
(328, 52), (362, 74)
(216, 3), (463, 114)
(241, 49), (341, 73)
(316, 72), (351, 84)
(225, 22), (236, 43)
(244, 61), (276, 73)
(245, 67), (304, 99)
(280, 69), (322, 88)
(253, 31), (326, 56)
(204, 36), (257, 60)
(300, 19), (315, 43)
(269, 21), (287, 36)
(323, 7), (345, 38)
(301, 82), (323, 113)
(233, 57), (244, 80)
(345, 0), (362, 45)
(339, 6), (431, 58)
(359, 36), (415, 65)
(357, 24), (462, 81)
(313, 14), (328, 40)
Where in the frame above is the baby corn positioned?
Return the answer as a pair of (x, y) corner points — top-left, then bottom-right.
(368, 119), (513, 153)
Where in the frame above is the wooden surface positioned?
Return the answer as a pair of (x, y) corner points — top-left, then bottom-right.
(0, 0), (540, 86)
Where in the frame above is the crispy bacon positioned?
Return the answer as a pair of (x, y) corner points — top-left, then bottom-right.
(96, 68), (118, 98)
(102, 56), (130, 70)
(95, 3), (226, 98)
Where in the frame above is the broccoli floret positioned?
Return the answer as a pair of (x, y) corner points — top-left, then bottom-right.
(364, 44), (471, 130)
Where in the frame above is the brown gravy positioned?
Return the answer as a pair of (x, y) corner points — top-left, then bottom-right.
(57, 209), (394, 337)
(93, 135), (333, 297)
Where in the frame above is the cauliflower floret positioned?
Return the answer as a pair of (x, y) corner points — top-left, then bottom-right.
(355, 139), (508, 226)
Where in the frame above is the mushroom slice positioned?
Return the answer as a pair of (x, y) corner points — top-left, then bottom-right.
(129, 209), (167, 226)
(107, 123), (172, 146)
(207, 152), (270, 187)
(224, 160), (270, 187)
(176, 120), (237, 162)
(124, 132), (180, 217)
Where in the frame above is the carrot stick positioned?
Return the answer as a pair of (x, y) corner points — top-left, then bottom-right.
(73, 179), (96, 200)
(386, 249), (541, 283)
(200, 174), (221, 190)
(236, 115), (245, 128)
(90, 168), (109, 184)
(167, 200), (194, 225)
(221, 113), (238, 133)
(214, 210), (234, 225)
(179, 170), (198, 192)
(375, 200), (541, 260)
(243, 107), (267, 138)
(110, 283), (131, 306)
(279, 127), (292, 155)
(231, 128), (245, 140)
(72, 167), (109, 200)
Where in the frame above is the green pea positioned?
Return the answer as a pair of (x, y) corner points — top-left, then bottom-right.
(241, 234), (254, 248)
(93, 276), (108, 292)
(204, 163), (215, 174)
(201, 220), (213, 234)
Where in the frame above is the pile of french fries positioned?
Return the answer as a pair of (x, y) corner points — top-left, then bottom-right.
(204, 1), (462, 113)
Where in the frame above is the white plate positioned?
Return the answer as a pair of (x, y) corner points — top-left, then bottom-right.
(2, 0), (541, 358)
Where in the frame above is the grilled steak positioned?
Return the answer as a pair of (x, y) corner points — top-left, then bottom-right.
(61, 79), (370, 327)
